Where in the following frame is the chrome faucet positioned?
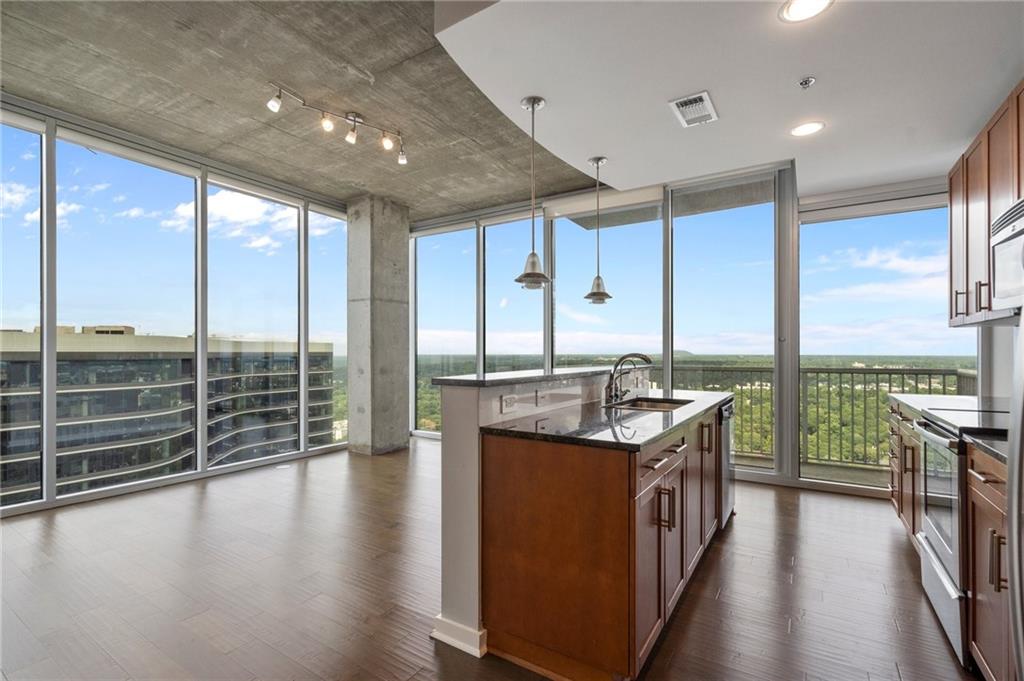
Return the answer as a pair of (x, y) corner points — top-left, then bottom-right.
(604, 353), (653, 405)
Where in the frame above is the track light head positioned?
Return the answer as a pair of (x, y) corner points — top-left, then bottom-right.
(320, 113), (334, 132)
(381, 132), (395, 150)
(266, 90), (282, 113)
(345, 123), (357, 144)
(397, 141), (407, 165)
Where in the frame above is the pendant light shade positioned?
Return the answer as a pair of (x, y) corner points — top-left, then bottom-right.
(515, 96), (550, 290)
(584, 156), (612, 304)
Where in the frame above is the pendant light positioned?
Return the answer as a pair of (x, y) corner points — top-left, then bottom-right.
(584, 156), (612, 304)
(515, 96), (551, 290)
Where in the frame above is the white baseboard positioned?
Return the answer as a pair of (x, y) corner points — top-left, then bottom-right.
(430, 614), (487, 658)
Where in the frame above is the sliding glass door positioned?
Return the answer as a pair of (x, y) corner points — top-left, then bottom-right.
(672, 177), (776, 470)
(798, 207), (976, 487)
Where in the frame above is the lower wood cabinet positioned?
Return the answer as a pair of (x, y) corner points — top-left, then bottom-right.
(967, 445), (1011, 681)
(481, 410), (722, 681)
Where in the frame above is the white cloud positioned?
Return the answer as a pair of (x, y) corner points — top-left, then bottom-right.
(804, 274), (946, 304)
(309, 212), (344, 237)
(557, 303), (607, 325)
(801, 317), (974, 355)
(115, 207), (159, 219)
(674, 331), (774, 356)
(498, 297), (509, 309)
(112, 194), (127, 203)
(87, 183), (111, 194)
(160, 202), (194, 232)
(1, 182), (35, 210)
(20, 152), (36, 161)
(844, 246), (945, 276)
(244, 234), (281, 253)
(23, 201), (82, 229)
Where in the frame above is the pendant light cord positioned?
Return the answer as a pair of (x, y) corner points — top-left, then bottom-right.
(595, 163), (601, 277)
(530, 103), (536, 253)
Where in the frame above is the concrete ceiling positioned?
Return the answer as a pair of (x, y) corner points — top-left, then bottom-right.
(0, 1), (592, 221)
(437, 1), (1024, 197)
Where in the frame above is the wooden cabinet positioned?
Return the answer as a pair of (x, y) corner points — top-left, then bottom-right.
(888, 398), (920, 537)
(481, 405), (723, 681)
(967, 444), (1010, 681)
(966, 136), (991, 316)
(950, 157), (968, 319)
(634, 481), (665, 668)
(948, 76), (1024, 327)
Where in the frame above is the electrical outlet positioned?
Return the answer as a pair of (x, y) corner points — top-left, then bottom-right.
(501, 394), (517, 413)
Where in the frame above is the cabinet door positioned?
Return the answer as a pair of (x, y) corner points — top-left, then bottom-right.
(989, 99), (1017, 225)
(949, 157), (968, 320)
(634, 482), (664, 669)
(701, 419), (718, 542)
(684, 424), (704, 576)
(1017, 83), (1024, 201)
(662, 457), (686, 613)
(969, 488), (1009, 681)
(966, 136), (990, 315)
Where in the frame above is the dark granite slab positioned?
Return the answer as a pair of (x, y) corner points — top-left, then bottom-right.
(965, 434), (1009, 464)
(432, 366), (619, 387)
(480, 388), (733, 452)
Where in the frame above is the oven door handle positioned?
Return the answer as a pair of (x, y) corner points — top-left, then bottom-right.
(914, 419), (959, 452)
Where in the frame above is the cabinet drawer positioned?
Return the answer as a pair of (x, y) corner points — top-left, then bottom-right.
(967, 445), (1008, 510)
(636, 434), (686, 497)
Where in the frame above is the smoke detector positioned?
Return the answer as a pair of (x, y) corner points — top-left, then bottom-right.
(669, 91), (718, 128)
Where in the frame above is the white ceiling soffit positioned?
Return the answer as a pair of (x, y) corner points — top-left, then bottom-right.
(436, 1), (1024, 197)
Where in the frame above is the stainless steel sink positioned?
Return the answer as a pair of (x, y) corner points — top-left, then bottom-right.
(609, 397), (693, 412)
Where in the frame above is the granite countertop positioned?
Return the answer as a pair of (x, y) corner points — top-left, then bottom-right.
(889, 393), (981, 413)
(432, 366), (620, 387)
(480, 388), (733, 452)
(964, 433), (1009, 465)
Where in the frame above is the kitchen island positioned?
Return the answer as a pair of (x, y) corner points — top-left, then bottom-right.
(479, 388), (732, 680)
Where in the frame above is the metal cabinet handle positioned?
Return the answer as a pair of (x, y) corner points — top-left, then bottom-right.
(643, 457), (669, 472)
(989, 529), (1008, 591)
(902, 445), (913, 473)
(953, 289), (968, 316)
(700, 422), (712, 453)
(657, 488), (672, 529)
(663, 440), (687, 454)
(669, 486), (677, 531)
(969, 468), (1004, 485)
(974, 280), (991, 311)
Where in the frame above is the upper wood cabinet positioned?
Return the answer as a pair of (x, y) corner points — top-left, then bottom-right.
(949, 76), (1024, 327)
(966, 136), (990, 315)
(950, 157), (968, 318)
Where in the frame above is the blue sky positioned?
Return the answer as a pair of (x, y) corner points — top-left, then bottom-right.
(3, 122), (972, 359)
(1, 125), (347, 351)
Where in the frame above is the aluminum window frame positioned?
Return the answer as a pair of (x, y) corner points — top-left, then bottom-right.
(0, 102), (348, 518)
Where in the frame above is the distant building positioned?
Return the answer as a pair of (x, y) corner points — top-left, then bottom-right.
(0, 328), (336, 506)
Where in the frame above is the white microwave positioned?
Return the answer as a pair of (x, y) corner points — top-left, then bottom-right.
(990, 198), (1024, 312)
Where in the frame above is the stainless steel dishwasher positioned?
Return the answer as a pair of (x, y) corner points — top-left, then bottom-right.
(719, 400), (735, 528)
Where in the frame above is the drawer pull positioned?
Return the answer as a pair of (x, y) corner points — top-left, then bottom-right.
(989, 530), (1008, 591)
(642, 457), (669, 472)
(656, 488), (672, 529)
(663, 441), (687, 454)
(969, 468), (1004, 485)
(953, 289), (967, 316)
(902, 445), (913, 473)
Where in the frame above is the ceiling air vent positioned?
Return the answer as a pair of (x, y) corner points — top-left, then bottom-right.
(669, 91), (718, 128)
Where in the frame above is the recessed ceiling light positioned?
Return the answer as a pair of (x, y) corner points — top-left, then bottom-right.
(779, 0), (833, 23)
(790, 121), (826, 137)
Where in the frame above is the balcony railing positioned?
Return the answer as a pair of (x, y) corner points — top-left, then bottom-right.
(673, 364), (975, 484)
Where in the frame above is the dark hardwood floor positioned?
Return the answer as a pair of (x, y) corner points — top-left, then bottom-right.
(1, 439), (973, 681)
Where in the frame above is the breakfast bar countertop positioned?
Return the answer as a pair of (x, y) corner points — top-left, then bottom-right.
(479, 388), (733, 452)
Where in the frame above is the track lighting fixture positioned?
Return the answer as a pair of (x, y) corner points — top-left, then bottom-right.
(262, 83), (408, 164)
(266, 89), (282, 113)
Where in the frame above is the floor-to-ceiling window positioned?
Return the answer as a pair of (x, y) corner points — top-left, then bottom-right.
(672, 178), (776, 469)
(415, 227), (476, 431)
(799, 207), (977, 487)
(554, 205), (662, 369)
(53, 136), (197, 495)
(1, 122), (43, 506)
(307, 209), (347, 447)
(485, 216), (544, 372)
(206, 184), (299, 467)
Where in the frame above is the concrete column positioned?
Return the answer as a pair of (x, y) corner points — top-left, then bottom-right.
(347, 194), (410, 455)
